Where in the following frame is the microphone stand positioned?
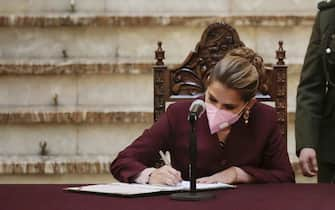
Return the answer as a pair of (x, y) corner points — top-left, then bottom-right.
(170, 112), (215, 201)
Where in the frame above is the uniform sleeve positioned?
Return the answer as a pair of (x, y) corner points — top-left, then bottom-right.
(110, 106), (175, 183)
(240, 120), (295, 183)
(295, 12), (327, 155)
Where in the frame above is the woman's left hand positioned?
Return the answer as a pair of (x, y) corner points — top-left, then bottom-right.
(197, 167), (238, 184)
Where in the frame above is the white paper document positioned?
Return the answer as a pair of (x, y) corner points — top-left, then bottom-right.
(65, 181), (236, 197)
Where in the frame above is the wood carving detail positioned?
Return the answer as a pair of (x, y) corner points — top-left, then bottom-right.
(170, 23), (244, 97)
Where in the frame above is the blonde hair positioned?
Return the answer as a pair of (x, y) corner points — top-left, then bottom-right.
(208, 47), (264, 101)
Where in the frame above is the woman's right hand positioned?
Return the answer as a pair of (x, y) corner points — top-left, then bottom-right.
(148, 165), (182, 186)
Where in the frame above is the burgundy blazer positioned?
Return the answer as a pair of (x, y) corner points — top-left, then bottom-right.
(110, 100), (295, 183)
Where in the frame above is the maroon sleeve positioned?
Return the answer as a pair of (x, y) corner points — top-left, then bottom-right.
(240, 116), (295, 183)
(110, 105), (175, 183)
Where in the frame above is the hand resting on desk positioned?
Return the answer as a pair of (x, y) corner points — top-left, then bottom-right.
(197, 166), (254, 184)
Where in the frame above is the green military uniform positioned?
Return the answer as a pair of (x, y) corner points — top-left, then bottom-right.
(296, 0), (335, 183)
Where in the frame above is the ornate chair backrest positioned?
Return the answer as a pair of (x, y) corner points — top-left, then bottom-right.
(153, 22), (288, 140)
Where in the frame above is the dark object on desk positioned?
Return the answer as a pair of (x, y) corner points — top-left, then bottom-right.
(188, 99), (204, 193)
(170, 192), (215, 201)
(171, 99), (215, 201)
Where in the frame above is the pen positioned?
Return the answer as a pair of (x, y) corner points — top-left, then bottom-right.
(166, 151), (171, 165)
(159, 150), (171, 166)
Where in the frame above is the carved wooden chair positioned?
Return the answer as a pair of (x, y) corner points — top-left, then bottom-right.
(153, 22), (288, 140)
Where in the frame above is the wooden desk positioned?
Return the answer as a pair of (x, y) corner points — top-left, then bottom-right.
(1, 184), (334, 210)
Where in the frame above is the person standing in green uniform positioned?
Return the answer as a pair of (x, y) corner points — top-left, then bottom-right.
(296, 0), (335, 183)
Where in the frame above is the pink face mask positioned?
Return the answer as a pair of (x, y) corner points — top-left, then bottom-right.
(206, 102), (245, 134)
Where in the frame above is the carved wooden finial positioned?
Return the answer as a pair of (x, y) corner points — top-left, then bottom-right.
(276, 40), (286, 65)
(155, 41), (165, 65)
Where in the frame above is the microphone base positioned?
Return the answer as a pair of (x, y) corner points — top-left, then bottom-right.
(170, 192), (215, 201)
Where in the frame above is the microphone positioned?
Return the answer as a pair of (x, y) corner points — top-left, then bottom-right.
(188, 99), (205, 121)
(171, 98), (215, 201)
